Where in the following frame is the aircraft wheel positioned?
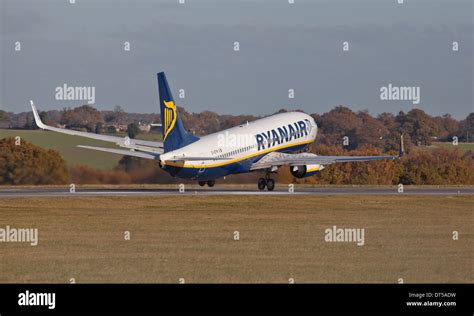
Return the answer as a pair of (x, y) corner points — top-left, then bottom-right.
(266, 179), (275, 191)
(198, 181), (206, 187)
(258, 178), (266, 191)
(207, 180), (215, 187)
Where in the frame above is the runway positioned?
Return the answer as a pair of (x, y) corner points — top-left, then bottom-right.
(0, 186), (473, 197)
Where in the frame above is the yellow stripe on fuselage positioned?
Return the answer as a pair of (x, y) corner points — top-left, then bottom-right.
(163, 139), (314, 169)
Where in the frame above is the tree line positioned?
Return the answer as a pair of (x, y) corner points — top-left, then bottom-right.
(1, 137), (472, 186)
(1, 105), (472, 147)
(0, 104), (472, 185)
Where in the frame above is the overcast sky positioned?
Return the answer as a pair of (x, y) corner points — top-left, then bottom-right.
(1, 0), (472, 118)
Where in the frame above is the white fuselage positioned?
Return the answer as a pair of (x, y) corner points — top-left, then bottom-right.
(161, 112), (317, 168)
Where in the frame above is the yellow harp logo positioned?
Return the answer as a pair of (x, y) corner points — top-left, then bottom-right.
(163, 100), (177, 141)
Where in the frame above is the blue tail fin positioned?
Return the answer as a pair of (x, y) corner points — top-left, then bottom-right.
(157, 72), (199, 152)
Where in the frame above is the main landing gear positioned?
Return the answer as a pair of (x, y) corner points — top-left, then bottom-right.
(198, 180), (215, 187)
(258, 175), (275, 191)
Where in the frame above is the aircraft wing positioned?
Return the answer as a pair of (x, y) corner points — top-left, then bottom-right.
(77, 145), (159, 159)
(30, 100), (163, 154)
(250, 152), (399, 170)
(251, 136), (404, 170)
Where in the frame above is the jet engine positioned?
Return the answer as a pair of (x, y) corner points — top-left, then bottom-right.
(290, 164), (324, 178)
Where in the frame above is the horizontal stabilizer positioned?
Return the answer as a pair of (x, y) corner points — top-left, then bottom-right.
(77, 145), (159, 160)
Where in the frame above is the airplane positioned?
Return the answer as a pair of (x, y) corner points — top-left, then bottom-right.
(30, 72), (404, 191)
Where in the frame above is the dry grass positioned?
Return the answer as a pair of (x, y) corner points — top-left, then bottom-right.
(0, 195), (472, 283)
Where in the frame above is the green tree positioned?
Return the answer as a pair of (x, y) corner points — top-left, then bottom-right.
(0, 110), (9, 121)
(0, 110), (10, 128)
(0, 138), (68, 185)
(396, 109), (438, 146)
(95, 122), (104, 134)
(127, 122), (140, 139)
(39, 111), (48, 124)
(457, 113), (474, 142)
(60, 105), (103, 132)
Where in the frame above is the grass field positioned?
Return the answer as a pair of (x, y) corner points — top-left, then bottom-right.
(428, 141), (474, 153)
(0, 129), (162, 170)
(0, 195), (472, 283)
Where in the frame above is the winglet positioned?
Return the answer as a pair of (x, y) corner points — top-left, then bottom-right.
(399, 134), (405, 158)
(30, 100), (46, 129)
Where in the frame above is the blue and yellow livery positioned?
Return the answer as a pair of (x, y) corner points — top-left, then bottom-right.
(30, 72), (404, 191)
